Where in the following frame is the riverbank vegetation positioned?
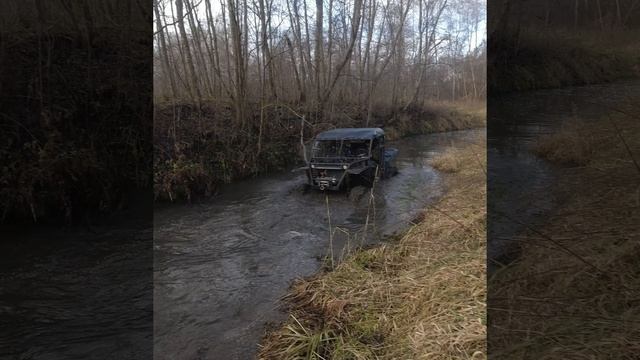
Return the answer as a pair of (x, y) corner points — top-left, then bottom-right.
(153, 0), (487, 202)
(489, 98), (640, 357)
(154, 101), (485, 201)
(0, 1), (151, 224)
(259, 133), (486, 359)
(532, 117), (603, 166)
(489, 1), (640, 93)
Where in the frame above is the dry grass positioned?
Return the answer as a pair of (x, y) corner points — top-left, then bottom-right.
(430, 147), (472, 173)
(383, 102), (487, 141)
(489, 29), (639, 93)
(532, 117), (606, 166)
(489, 105), (640, 358)
(430, 151), (461, 172)
(259, 134), (487, 359)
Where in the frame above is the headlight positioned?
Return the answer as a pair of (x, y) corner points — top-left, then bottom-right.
(342, 165), (348, 170)
(311, 164), (315, 168)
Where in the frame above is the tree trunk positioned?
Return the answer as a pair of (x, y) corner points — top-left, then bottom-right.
(258, 0), (278, 99)
(176, 0), (202, 106)
(321, 0), (363, 106)
(285, 35), (304, 103)
(227, 0), (247, 128)
(315, 0), (324, 106)
(154, 0), (177, 98)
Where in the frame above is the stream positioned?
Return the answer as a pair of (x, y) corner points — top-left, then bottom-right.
(153, 129), (483, 359)
(3, 80), (635, 360)
(488, 80), (640, 269)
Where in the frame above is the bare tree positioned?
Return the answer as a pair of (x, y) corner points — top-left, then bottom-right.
(175, 0), (202, 105)
(153, 0), (488, 128)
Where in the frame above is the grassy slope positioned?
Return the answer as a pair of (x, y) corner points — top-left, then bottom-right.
(490, 105), (640, 358)
(489, 30), (640, 93)
(259, 133), (487, 359)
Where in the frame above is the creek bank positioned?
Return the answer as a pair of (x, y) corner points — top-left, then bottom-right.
(258, 132), (486, 359)
(153, 102), (485, 202)
(489, 108), (640, 357)
(489, 31), (640, 94)
(1, 31), (151, 225)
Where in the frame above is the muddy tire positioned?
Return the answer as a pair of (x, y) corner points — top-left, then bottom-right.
(343, 174), (351, 191)
(362, 169), (375, 188)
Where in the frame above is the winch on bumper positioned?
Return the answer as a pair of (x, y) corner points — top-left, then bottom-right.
(308, 166), (347, 191)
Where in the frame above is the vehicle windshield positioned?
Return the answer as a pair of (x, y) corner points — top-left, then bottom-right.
(312, 139), (370, 158)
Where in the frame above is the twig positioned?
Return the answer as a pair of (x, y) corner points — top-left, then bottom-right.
(362, 165), (379, 243)
(493, 209), (637, 292)
(153, 0), (204, 36)
(607, 113), (640, 176)
(325, 193), (334, 270)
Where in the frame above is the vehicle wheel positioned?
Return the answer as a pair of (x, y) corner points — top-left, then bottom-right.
(344, 174), (352, 190)
(363, 173), (374, 188)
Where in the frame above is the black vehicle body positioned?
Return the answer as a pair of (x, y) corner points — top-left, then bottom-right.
(306, 128), (398, 191)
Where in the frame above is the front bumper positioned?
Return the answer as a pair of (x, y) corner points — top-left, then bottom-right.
(307, 167), (347, 190)
(309, 177), (343, 191)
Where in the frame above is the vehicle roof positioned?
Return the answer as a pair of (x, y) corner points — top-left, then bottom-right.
(314, 128), (384, 140)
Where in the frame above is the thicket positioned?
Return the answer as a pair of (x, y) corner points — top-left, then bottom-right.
(0, 1), (152, 224)
(153, 101), (485, 201)
(488, 0), (640, 93)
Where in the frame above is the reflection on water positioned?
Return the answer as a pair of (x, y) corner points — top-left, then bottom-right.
(0, 221), (153, 360)
(154, 129), (483, 360)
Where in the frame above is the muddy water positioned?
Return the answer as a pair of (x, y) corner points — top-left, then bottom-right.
(0, 216), (153, 360)
(3, 82), (635, 360)
(153, 129), (483, 360)
(488, 80), (640, 269)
